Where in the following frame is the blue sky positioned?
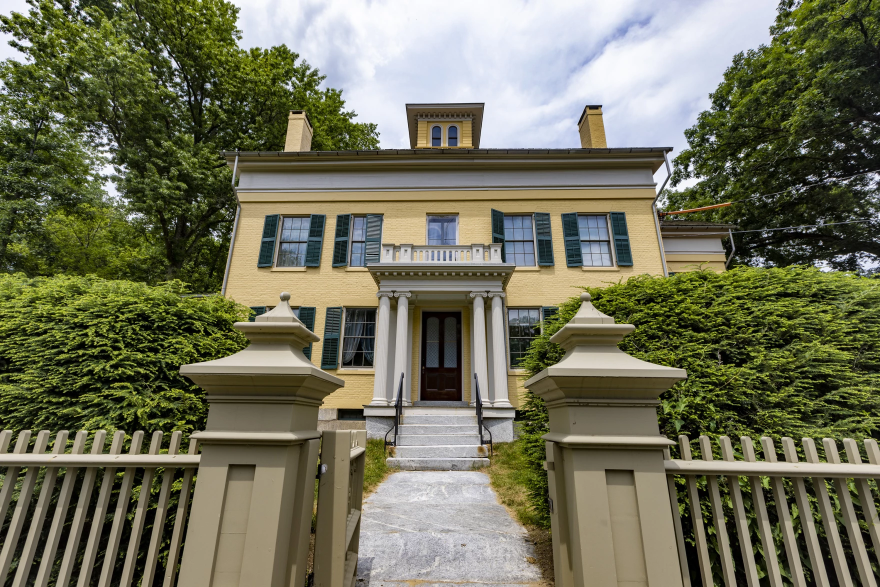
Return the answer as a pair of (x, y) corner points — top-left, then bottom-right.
(2, 0), (780, 181)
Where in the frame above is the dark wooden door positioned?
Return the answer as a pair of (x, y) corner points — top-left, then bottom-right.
(420, 312), (462, 401)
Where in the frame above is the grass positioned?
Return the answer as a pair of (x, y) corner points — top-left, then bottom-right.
(485, 441), (555, 585)
(363, 438), (391, 495)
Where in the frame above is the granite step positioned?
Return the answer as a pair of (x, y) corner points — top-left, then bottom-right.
(397, 424), (479, 435)
(400, 414), (477, 426)
(391, 445), (490, 459)
(394, 434), (483, 446)
(386, 457), (490, 471)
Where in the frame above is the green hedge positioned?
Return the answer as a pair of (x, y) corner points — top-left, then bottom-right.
(0, 274), (249, 434)
(518, 266), (880, 528)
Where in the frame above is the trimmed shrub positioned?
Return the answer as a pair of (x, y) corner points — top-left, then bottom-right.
(0, 274), (249, 434)
(518, 266), (880, 527)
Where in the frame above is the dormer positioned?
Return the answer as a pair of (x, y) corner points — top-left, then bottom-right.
(406, 103), (484, 148)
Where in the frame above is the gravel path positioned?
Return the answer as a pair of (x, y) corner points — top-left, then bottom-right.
(356, 471), (544, 586)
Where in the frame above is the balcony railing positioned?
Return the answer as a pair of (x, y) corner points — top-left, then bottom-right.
(378, 243), (504, 264)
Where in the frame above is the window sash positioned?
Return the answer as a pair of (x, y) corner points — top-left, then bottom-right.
(503, 215), (536, 266)
(350, 216), (367, 266)
(276, 217), (310, 267)
(427, 215), (458, 245)
(431, 125), (442, 147)
(578, 214), (614, 267)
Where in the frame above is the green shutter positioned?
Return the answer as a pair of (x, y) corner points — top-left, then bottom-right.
(610, 212), (633, 266)
(257, 215), (279, 267)
(491, 209), (505, 262)
(365, 214), (383, 264)
(332, 214), (351, 267)
(541, 306), (558, 325)
(561, 213), (583, 267)
(249, 306), (267, 322)
(304, 215), (325, 267)
(298, 306), (316, 360)
(534, 213), (554, 266)
(321, 307), (343, 369)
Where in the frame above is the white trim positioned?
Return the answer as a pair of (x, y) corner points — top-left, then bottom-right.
(237, 184), (658, 194)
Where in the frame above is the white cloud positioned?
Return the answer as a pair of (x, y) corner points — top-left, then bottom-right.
(3, 0), (779, 183)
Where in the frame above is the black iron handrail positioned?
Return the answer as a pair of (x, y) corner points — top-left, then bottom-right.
(384, 373), (405, 452)
(473, 374), (493, 457)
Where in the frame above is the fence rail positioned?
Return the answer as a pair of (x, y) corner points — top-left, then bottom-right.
(0, 429), (198, 587)
(667, 434), (880, 587)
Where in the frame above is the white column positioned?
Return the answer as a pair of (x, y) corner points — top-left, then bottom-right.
(370, 292), (394, 406)
(470, 292), (490, 404)
(489, 292), (512, 408)
(392, 292), (410, 403)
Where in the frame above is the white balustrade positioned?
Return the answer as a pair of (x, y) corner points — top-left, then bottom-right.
(374, 243), (508, 264)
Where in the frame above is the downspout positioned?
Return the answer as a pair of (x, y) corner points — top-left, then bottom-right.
(724, 228), (736, 269)
(220, 153), (240, 297)
(652, 150), (672, 277)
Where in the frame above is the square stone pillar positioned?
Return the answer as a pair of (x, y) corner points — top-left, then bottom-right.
(178, 293), (344, 587)
(525, 293), (687, 587)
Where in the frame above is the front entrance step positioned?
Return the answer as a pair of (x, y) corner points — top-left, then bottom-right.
(386, 457), (490, 471)
(397, 424), (478, 435)
(402, 406), (473, 416)
(401, 414), (477, 426)
(392, 445), (490, 459)
(411, 401), (469, 407)
(395, 434), (483, 446)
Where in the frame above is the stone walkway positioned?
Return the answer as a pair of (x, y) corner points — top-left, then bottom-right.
(357, 471), (544, 586)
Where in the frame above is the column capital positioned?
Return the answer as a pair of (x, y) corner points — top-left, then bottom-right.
(377, 291), (395, 298)
(487, 292), (506, 299)
(394, 292), (411, 299)
(469, 292), (488, 299)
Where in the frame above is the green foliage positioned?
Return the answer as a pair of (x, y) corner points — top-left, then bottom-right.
(364, 438), (390, 495)
(517, 267), (880, 527)
(1, 0), (379, 290)
(0, 274), (249, 433)
(668, 0), (880, 270)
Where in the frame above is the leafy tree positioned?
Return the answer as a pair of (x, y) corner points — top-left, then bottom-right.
(1, 0), (380, 290)
(517, 267), (880, 527)
(0, 274), (249, 434)
(668, 0), (880, 270)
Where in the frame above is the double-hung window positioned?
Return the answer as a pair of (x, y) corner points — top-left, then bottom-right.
(350, 216), (367, 266)
(427, 215), (458, 245)
(341, 308), (377, 368)
(277, 217), (310, 267)
(503, 215), (536, 266)
(507, 308), (542, 367)
(431, 126), (442, 147)
(578, 215), (613, 267)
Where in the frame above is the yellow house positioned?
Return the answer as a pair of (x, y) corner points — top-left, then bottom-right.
(220, 103), (720, 466)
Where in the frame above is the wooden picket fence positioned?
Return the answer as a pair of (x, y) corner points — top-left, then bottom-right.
(666, 435), (880, 587)
(0, 428), (368, 587)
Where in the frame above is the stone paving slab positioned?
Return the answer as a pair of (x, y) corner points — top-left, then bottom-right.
(357, 471), (543, 586)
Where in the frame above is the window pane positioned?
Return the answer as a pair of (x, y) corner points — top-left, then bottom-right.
(578, 215), (613, 267)
(426, 317), (440, 368)
(427, 216), (457, 245)
(277, 242), (306, 267)
(448, 126), (458, 147)
(432, 126), (441, 147)
(350, 242), (365, 267)
(341, 308), (377, 368)
(503, 215), (535, 266)
(351, 216), (366, 241)
(508, 308), (540, 366)
(444, 317), (457, 367)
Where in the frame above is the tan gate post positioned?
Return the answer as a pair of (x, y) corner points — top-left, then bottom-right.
(525, 293), (687, 587)
(178, 293), (344, 587)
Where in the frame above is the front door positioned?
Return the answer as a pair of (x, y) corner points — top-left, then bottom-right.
(420, 312), (462, 401)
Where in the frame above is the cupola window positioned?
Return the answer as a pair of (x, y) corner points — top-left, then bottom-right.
(431, 125), (442, 147)
(448, 125), (458, 147)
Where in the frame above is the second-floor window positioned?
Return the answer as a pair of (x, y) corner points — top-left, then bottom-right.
(427, 215), (457, 245)
(579, 214), (613, 267)
(350, 216), (367, 266)
(431, 125), (442, 147)
(504, 215), (536, 266)
(277, 217), (310, 267)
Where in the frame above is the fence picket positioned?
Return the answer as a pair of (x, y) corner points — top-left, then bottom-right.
(34, 431), (88, 587)
(698, 436), (736, 586)
(142, 431), (182, 587)
(822, 439), (877, 587)
(0, 430), (51, 584)
(12, 430), (69, 587)
(803, 438), (853, 587)
(843, 439), (880, 562)
(740, 437), (784, 587)
(781, 437), (830, 587)
(120, 431), (163, 587)
(163, 436), (199, 587)
(664, 448), (692, 587)
(0, 431), (32, 528)
(678, 436), (712, 587)
(718, 436), (760, 587)
(760, 437), (807, 587)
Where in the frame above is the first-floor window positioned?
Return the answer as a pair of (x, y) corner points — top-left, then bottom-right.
(342, 308), (376, 367)
(578, 214), (613, 267)
(277, 217), (310, 267)
(508, 308), (541, 367)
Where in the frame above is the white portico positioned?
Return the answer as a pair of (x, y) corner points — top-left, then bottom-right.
(363, 243), (516, 441)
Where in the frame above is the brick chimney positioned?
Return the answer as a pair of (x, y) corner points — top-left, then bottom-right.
(577, 105), (607, 148)
(284, 110), (313, 152)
